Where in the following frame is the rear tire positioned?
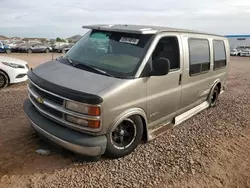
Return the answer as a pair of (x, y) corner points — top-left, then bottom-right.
(0, 71), (9, 89)
(105, 115), (143, 158)
(45, 48), (50, 53)
(209, 86), (219, 107)
(62, 49), (66, 54)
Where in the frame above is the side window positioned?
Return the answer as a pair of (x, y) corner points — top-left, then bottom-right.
(188, 38), (210, 76)
(152, 36), (180, 71)
(213, 40), (226, 70)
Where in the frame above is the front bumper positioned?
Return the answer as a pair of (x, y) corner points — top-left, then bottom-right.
(53, 49), (61, 52)
(11, 48), (18, 52)
(7, 68), (28, 84)
(23, 99), (107, 156)
(12, 75), (28, 83)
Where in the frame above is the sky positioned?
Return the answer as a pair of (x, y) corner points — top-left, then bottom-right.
(0, 0), (250, 38)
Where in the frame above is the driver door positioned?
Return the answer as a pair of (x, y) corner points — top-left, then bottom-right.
(32, 44), (40, 51)
(146, 34), (182, 128)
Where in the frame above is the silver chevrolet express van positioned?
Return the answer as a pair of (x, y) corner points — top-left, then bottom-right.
(23, 24), (229, 158)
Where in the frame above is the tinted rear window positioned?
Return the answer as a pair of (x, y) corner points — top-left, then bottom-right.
(213, 40), (226, 70)
(188, 38), (210, 75)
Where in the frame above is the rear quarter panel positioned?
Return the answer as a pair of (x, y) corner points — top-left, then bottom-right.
(178, 33), (228, 113)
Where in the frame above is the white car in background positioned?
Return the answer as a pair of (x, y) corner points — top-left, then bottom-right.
(240, 49), (250, 57)
(230, 49), (240, 56)
(0, 56), (29, 88)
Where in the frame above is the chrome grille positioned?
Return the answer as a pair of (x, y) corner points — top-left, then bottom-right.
(31, 84), (64, 105)
(30, 95), (63, 118)
(27, 80), (101, 133)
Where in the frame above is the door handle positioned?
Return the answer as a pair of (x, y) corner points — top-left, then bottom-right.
(178, 74), (182, 85)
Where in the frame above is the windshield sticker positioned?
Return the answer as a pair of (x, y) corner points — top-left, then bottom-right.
(119, 37), (139, 45)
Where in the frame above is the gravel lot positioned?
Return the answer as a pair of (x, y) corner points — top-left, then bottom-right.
(0, 54), (250, 188)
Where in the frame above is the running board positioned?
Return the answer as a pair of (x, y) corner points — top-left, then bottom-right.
(174, 101), (209, 126)
(148, 122), (174, 141)
(147, 101), (210, 141)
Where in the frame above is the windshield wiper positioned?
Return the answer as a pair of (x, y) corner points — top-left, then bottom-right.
(76, 63), (115, 78)
(63, 56), (76, 67)
(60, 56), (115, 78)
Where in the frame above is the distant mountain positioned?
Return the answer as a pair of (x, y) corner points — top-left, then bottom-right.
(66, 35), (82, 42)
(0, 35), (8, 40)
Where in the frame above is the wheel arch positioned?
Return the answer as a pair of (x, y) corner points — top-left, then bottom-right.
(108, 108), (148, 141)
(208, 79), (222, 101)
(0, 69), (10, 82)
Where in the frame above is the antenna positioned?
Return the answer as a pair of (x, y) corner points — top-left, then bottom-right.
(51, 32), (55, 60)
(51, 37), (54, 60)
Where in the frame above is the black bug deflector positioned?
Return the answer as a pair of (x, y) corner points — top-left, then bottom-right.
(28, 70), (103, 104)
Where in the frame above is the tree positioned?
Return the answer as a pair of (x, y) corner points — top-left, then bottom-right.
(56, 37), (66, 42)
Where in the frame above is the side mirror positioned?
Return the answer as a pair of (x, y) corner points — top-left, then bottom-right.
(150, 57), (170, 76)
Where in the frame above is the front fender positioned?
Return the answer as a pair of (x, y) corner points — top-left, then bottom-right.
(108, 108), (148, 133)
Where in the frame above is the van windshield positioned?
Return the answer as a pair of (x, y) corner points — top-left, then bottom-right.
(65, 30), (153, 78)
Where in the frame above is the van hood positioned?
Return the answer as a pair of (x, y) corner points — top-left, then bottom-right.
(28, 60), (124, 104)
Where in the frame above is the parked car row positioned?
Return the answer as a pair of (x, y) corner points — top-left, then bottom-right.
(230, 48), (250, 57)
(0, 40), (74, 54)
(18, 43), (53, 53)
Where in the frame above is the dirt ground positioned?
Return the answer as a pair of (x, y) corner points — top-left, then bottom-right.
(0, 54), (250, 188)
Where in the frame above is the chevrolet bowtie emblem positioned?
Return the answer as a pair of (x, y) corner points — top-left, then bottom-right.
(36, 97), (44, 104)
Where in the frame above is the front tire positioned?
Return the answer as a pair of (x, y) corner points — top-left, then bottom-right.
(5, 49), (11, 54)
(0, 71), (9, 89)
(45, 48), (50, 53)
(105, 116), (143, 158)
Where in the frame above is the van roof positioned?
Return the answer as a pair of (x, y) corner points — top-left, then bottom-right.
(82, 24), (223, 37)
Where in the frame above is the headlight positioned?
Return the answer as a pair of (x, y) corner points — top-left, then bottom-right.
(65, 101), (100, 116)
(65, 115), (100, 128)
(2, 62), (25, 69)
